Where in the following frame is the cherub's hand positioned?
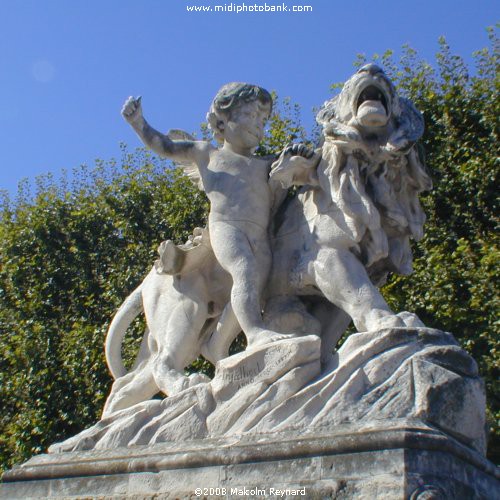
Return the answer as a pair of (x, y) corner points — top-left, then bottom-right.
(121, 96), (143, 124)
(270, 144), (320, 188)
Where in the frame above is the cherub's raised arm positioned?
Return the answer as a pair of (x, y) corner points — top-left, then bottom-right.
(121, 96), (210, 166)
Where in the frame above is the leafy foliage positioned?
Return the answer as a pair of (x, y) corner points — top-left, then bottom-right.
(257, 94), (311, 155)
(0, 31), (498, 472)
(0, 150), (209, 471)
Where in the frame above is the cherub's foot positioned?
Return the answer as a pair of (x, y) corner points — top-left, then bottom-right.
(246, 329), (293, 349)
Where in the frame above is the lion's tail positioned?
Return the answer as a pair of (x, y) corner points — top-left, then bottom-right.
(105, 284), (144, 379)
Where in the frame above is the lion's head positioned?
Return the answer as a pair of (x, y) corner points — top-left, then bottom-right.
(317, 64), (424, 154)
(313, 65), (431, 279)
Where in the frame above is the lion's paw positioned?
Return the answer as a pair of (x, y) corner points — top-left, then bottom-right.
(397, 311), (425, 327)
(362, 308), (405, 330)
(169, 373), (210, 395)
(187, 372), (211, 387)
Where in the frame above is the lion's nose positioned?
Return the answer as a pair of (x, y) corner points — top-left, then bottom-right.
(358, 63), (384, 76)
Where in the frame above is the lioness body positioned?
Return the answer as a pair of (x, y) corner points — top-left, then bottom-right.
(103, 234), (236, 417)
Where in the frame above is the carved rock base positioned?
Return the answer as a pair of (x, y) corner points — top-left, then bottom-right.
(44, 328), (487, 455)
(2, 422), (499, 499)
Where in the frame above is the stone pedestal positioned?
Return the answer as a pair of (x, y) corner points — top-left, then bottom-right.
(3, 329), (498, 498)
(2, 421), (499, 499)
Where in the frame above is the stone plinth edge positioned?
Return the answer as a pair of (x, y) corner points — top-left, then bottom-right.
(2, 420), (499, 499)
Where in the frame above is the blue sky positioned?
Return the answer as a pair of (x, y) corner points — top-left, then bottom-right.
(0, 0), (497, 195)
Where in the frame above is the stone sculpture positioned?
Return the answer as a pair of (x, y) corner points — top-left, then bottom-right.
(103, 83), (315, 415)
(4, 67), (497, 499)
(47, 67), (485, 456)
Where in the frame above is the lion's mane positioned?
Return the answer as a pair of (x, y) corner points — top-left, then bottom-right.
(315, 70), (432, 282)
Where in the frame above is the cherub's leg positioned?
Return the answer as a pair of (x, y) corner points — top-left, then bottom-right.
(209, 221), (289, 347)
(209, 222), (266, 331)
(313, 247), (404, 332)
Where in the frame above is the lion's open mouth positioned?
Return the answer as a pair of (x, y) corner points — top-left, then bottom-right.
(357, 85), (388, 114)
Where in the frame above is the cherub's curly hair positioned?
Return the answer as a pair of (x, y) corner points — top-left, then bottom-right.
(206, 82), (273, 143)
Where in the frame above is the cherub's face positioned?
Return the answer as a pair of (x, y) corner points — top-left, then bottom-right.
(222, 100), (271, 151)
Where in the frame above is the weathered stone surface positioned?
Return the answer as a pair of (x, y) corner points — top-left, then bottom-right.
(49, 335), (322, 452)
(208, 335), (321, 435)
(237, 328), (486, 456)
(3, 423), (499, 499)
(47, 328), (487, 458)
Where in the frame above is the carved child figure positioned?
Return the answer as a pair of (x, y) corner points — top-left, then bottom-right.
(122, 83), (313, 347)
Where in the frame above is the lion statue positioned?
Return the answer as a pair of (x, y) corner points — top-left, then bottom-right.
(267, 63), (432, 364)
(102, 228), (239, 416)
